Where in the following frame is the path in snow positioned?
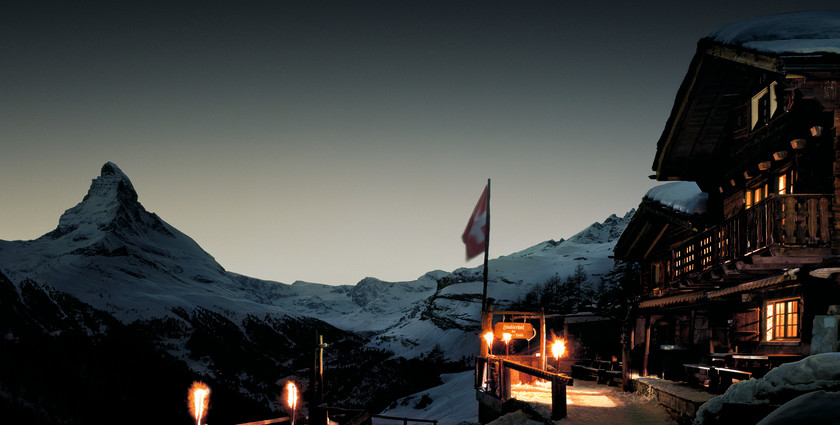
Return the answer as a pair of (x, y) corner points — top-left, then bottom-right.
(512, 380), (677, 425)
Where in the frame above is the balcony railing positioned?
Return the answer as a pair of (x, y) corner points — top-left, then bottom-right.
(673, 195), (832, 279)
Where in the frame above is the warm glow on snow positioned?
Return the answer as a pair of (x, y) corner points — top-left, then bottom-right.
(188, 381), (210, 425)
(512, 381), (619, 408)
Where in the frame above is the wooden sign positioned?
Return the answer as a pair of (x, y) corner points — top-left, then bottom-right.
(494, 322), (535, 340)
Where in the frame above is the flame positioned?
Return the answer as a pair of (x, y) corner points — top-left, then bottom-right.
(286, 381), (298, 425)
(502, 332), (512, 344)
(188, 381), (210, 425)
(286, 381), (298, 409)
(551, 339), (566, 359)
(482, 331), (494, 355)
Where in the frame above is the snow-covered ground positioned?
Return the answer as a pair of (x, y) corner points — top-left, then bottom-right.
(378, 371), (677, 425)
(377, 372), (479, 425)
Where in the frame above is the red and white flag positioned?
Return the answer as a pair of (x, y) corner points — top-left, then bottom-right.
(462, 185), (488, 260)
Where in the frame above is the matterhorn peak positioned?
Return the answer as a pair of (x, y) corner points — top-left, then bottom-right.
(48, 162), (157, 239)
(85, 161), (139, 204)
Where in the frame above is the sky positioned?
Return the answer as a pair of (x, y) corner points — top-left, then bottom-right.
(3, 1), (839, 286)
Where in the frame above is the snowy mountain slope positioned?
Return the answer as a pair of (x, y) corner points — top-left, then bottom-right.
(0, 162), (636, 421)
(0, 162), (631, 363)
(356, 211), (634, 360)
(0, 162), (293, 322)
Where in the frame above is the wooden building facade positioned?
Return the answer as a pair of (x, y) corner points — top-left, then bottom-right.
(614, 12), (840, 381)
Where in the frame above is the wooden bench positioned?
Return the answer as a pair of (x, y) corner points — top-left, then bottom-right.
(599, 366), (623, 386)
(684, 363), (751, 392)
(570, 359), (599, 381)
(715, 367), (752, 391)
(683, 363), (712, 387)
(572, 359), (621, 385)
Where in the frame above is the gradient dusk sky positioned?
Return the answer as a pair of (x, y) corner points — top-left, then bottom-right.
(3, 1), (838, 285)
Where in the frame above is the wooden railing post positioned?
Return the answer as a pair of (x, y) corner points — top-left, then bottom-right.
(501, 362), (511, 401)
(550, 377), (567, 419)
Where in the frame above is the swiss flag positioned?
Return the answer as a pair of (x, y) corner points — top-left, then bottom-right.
(462, 185), (488, 260)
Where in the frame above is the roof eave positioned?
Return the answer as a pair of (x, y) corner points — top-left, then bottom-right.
(652, 40), (784, 181)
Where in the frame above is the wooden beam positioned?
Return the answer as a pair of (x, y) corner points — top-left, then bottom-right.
(643, 223), (670, 260)
(236, 418), (290, 425)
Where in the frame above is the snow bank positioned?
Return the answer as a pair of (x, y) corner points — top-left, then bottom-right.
(645, 182), (707, 215)
(709, 11), (840, 55)
(486, 411), (543, 425)
(693, 353), (840, 424)
(756, 391), (840, 425)
(378, 371), (478, 425)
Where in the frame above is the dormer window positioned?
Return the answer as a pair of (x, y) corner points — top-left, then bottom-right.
(751, 81), (779, 130)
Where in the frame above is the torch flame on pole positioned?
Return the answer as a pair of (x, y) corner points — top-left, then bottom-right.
(483, 331), (494, 356)
(189, 381), (210, 425)
(551, 339), (566, 360)
(551, 339), (566, 371)
(502, 332), (511, 355)
(286, 381), (298, 425)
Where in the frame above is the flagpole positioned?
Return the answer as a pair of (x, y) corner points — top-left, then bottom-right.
(482, 178), (490, 312)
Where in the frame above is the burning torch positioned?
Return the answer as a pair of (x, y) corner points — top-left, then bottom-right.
(502, 332), (512, 356)
(189, 381), (210, 425)
(483, 331), (494, 357)
(552, 339), (566, 370)
(286, 381), (298, 425)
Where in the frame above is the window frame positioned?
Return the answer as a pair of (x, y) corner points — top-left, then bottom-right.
(764, 297), (801, 343)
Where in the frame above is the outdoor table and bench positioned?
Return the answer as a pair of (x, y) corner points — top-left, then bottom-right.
(571, 359), (622, 386)
(683, 360), (753, 392)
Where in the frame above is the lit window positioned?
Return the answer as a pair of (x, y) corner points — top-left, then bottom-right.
(778, 170), (794, 195)
(746, 186), (767, 209)
(765, 298), (800, 341)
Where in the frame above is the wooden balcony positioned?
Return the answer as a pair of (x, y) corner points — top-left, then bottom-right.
(673, 195), (833, 281)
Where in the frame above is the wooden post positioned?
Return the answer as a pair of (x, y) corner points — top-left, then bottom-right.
(501, 362), (511, 401)
(642, 315), (651, 377)
(540, 308), (547, 370)
(481, 179), (491, 311)
(621, 307), (633, 391)
(550, 377), (567, 419)
(480, 309), (488, 357)
(311, 332), (329, 425)
(833, 109), (840, 254)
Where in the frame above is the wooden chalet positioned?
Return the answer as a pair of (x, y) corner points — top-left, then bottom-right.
(614, 11), (840, 384)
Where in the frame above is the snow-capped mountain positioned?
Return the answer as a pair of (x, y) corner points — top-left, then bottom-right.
(0, 162), (632, 359)
(0, 162), (296, 322)
(0, 162), (633, 422)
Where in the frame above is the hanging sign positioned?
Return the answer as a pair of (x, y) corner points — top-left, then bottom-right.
(494, 322), (535, 340)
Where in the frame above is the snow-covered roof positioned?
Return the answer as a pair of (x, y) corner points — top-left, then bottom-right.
(644, 182), (707, 215)
(709, 10), (840, 55)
